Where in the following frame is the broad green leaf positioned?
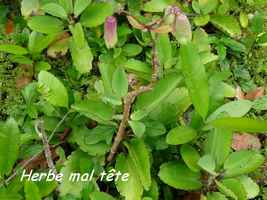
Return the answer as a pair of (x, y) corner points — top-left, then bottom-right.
(125, 139), (151, 190)
(143, 0), (174, 12)
(9, 55), (33, 65)
(219, 178), (247, 200)
(180, 144), (201, 172)
(0, 44), (28, 55)
(21, 0), (40, 18)
(0, 189), (22, 200)
(129, 120), (146, 138)
(58, 0), (73, 13)
(28, 16), (64, 34)
(47, 37), (70, 58)
(156, 33), (172, 69)
(215, 180), (237, 200)
(205, 128), (232, 167)
(74, 0), (91, 17)
(38, 71), (69, 108)
(132, 73), (182, 120)
(28, 31), (57, 54)
(239, 12), (249, 28)
(166, 126), (197, 145)
(72, 126), (115, 156)
(180, 42), (209, 119)
(210, 117), (267, 133)
(158, 162), (202, 190)
(90, 191), (115, 200)
(207, 100), (252, 122)
(24, 181), (41, 200)
(80, 2), (113, 27)
(238, 176), (259, 199)
(199, 0), (218, 14)
(36, 180), (58, 198)
(70, 35), (93, 74)
(72, 100), (113, 122)
(59, 150), (96, 198)
(143, 179), (159, 200)
(124, 59), (152, 74)
(0, 119), (20, 177)
(144, 121), (166, 137)
(224, 150), (264, 177)
(112, 67), (128, 98)
(207, 192), (228, 200)
(122, 44), (142, 57)
(42, 3), (68, 19)
(210, 15), (241, 37)
(198, 154), (216, 175)
(116, 154), (143, 200)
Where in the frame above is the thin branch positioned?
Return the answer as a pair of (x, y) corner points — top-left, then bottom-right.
(0, 110), (71, 188)
(35, 120), (57, 173)
(107, 39), (160, 162)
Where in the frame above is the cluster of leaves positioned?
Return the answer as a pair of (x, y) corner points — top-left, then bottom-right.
(0, 0), (267, 200)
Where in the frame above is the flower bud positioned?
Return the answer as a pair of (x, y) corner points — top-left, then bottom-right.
(172, 12), (192, 44)
(104, 16), (118, 49)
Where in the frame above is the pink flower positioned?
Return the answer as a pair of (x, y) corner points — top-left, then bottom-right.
(104, 16), (118, 49)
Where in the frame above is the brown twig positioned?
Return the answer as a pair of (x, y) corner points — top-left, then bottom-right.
(107, 39), (160, 162)
(35, 120), (57, 173)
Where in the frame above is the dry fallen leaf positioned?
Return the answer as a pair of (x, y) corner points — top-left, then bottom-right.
(232, 133), (261, 151)
(235, 86), (265, 100)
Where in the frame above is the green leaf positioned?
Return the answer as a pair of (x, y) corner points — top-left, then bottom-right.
(132, 73), (182, 120)
(72, 126), (115, 156)
(166, 126), (197, 145)
(80, 2), (113, 27)
(28, 16), (64, 34)
(156, 33), (172, 69)
(158, 162), (202, 190)
(58, 0), (73, 14)
(36, 180), (58, 198)
(28, 31), (57, 54)
(180, 144), (201, 172)
(207, 192), (228, 200)
(38, 71), (68, 108)
(238, 176), (259, 199)
(42, 3), (68, 19)
(116, 154), (143, 200)
(224, 150), (264, 177)
(218, 178), (247, 200)
(21, 0), (40, 18)
(129, 120), (146, 138)
(215, 180), (237, 199)
(0, 118), (20, 177)
(122, 43), (142, 57)
(112, 67), (128, 98)
(207, 100), (252, 122)
(0, 189), (22, 200)
(124, 59), (152, 74)
(59, 150), (96, 198)
(198, 154), (216, 175)
(70, 23), (93, 74)
(74, 0), (91, 17)
(9, 55), (33, 65)
(144, 121), (166, 137)
(210, 117), (267, 133)
(210, 15), (241, 37)
(0, 44), (28, 55)
(90, 191), (115, 200)
(24, 181), (41, 200)
(125, 139), (151, 190)
(72, 99), (113, 122)
(180, 42), (209, 119)
(47, 37), (70, 58)
(199, 0), (218, 14)
(143, 0), (174, 12)
(204, 128), (232, 167)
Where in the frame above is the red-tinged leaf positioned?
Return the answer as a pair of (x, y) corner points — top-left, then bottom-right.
(5, 18), (14, 34)
(232, 133), (261, 151)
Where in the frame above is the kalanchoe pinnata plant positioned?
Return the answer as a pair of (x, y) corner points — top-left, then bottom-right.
(104, 16), (118, 49)
(0, 0), (267, 200)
